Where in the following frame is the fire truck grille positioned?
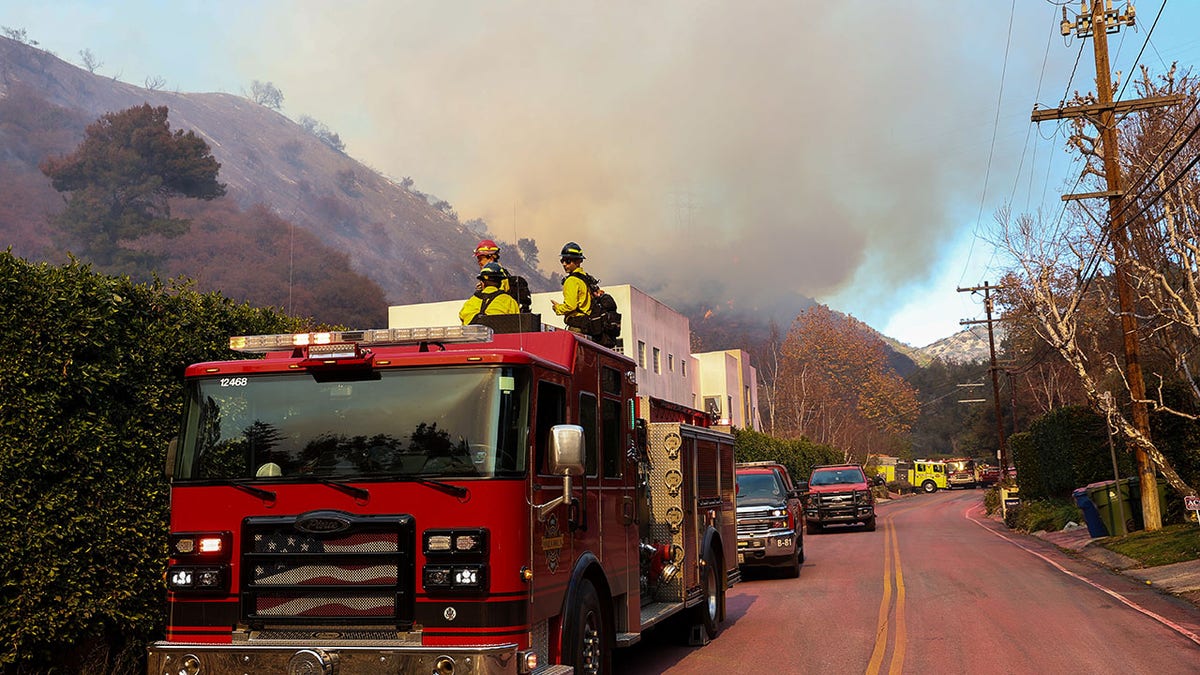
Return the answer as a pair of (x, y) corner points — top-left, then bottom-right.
(242, 513), (415, 628)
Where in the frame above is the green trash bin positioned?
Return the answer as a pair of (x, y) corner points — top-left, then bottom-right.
(1086, 477), (1168, 535)
(1087, 479), (1134, 536)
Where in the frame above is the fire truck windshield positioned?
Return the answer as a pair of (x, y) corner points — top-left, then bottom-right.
(174, 366), (528, 481)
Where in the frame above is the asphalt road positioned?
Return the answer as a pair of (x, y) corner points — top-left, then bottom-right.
(615, 489), (1200, 674)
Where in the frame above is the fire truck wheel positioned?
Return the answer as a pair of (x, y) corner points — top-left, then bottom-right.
(693, 548), (722, 639)
(563, 579), (610, 675)
(922, 480), (937, 494)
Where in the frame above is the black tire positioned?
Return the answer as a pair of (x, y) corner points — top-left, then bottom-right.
(922, 480), (937, 494)
(692, 548), (722, 640)
(784, 549), (801, 578)
(864, 516), (877, 532)
(563, 579), (610, 675)
(796, 537), (805, 564)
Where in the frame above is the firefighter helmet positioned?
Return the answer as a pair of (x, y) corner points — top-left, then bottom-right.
(559, 241), (585, 261)
(477, 261), (508, 281)
(474, 239), (500, 258)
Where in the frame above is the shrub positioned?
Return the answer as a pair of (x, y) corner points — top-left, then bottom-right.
(887, 479), (912, 494)
(0, 252), (301, 672)
(984, 486), (1001, 515)
(1009, 499), (1082, 533)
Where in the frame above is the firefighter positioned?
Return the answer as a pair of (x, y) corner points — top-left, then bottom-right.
(552, 241), (592, 333)
(473, 239), (511, 294)
(460, 262), (519, 325)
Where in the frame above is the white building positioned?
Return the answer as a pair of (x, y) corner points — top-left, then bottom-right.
(388, 284), (760, 430)
(696, 350), (760, 430)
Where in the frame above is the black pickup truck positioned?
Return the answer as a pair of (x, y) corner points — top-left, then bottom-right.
(734, 462), (805, 577)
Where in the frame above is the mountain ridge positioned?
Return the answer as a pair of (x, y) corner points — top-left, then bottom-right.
(0, 35), (980, 360)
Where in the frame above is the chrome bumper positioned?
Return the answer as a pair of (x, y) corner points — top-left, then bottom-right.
(146, 642), (529, 675)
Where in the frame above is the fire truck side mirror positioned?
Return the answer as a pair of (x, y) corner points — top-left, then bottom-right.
(165, 437), (178, 480)
(537, 425), (585, 523)
(548, 425), (585, 477)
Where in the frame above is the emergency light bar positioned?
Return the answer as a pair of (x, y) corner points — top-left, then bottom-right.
(229, 324), (493, 354)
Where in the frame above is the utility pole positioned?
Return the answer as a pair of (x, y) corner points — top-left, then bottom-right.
(1031, 2), (1182, 531)
(959, 282), (1008, 478)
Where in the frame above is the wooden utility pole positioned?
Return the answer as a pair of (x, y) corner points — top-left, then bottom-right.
(1031, 2), (1183, 530)
(959, 282), (1008, 478)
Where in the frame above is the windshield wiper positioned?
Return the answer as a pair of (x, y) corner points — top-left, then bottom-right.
(375, 474), (469, 498)
(230, 481), (276, 501)
(307, 477), (370, 500)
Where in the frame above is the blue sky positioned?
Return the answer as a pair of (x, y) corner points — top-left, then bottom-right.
(3, 1), (1199, 347)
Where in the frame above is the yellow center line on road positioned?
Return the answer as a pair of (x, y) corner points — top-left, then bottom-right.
(865, 517), (893, 674)
(866, 512), (908, 675)
(888, 518), (906, 675)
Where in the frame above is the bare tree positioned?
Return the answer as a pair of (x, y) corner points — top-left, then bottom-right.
(298, 115), (345, 153)
(250, 80), (284, 109)
(992, 206), (1195, 497)
(79, 49), (102, 73)
(144, 75), (166, 91)
(1, 26), (36, 45)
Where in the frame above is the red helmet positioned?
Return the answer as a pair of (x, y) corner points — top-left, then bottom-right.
(473, 239), (500, 258)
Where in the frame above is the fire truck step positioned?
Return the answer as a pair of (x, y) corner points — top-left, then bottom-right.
(616, 632), (642, 647)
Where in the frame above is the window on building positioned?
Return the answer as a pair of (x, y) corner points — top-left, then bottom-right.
(681, 360), (687, 378)
(637, 341), (646, 368)
(653, 347), (661, 374)
(704, 396), (721, 418)
(668, 353), (674, 372)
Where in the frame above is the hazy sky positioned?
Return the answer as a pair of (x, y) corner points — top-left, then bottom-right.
(4, 1), (1199, 346)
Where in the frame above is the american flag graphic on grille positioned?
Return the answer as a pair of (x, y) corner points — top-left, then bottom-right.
(243, 521), (410, 622)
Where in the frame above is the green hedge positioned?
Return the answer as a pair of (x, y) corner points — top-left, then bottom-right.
(732, 427), (842, 484)
(1013, 406), (1134, 501)
(0, 252), (300, 672)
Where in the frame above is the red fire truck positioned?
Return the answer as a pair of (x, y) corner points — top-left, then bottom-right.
(146, 323), (738, 674)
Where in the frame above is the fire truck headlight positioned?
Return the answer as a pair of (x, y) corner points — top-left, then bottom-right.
(167, 565), (228, 593)
(423, 529), (489, 593)
(169, 569), (194, 588)
(423, 564), (487, 593)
